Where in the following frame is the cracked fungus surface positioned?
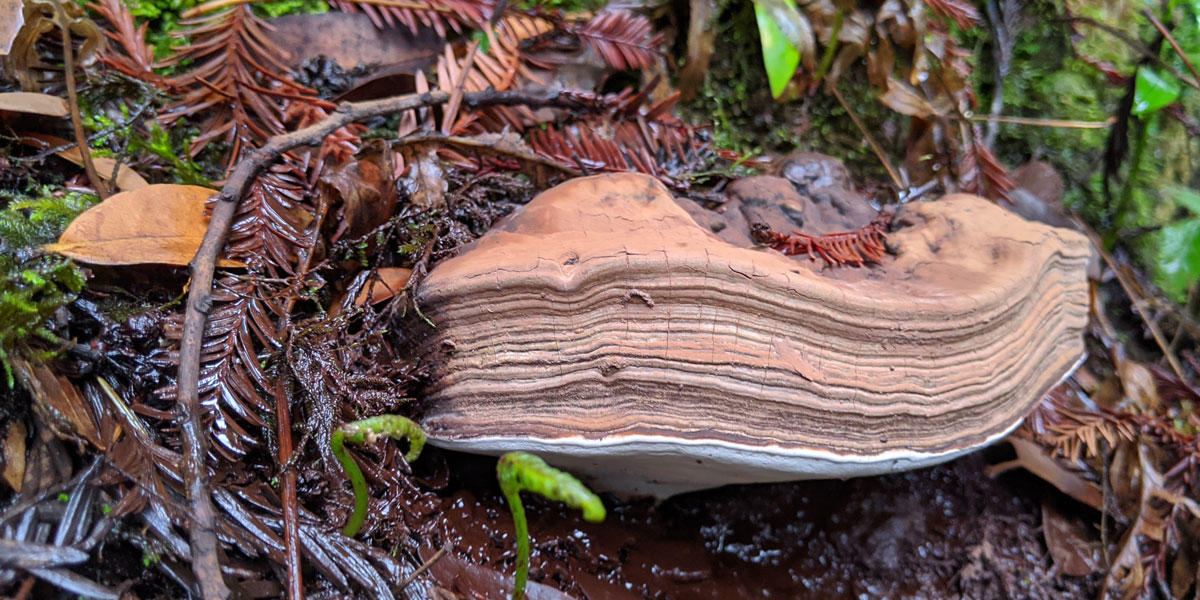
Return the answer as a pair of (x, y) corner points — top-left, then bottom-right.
(413, 173), (1092, 496)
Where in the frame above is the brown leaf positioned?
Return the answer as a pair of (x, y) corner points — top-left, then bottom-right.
(1, 421), (26, 492)
(354, 268), (413, 306)
(987, 437), (1103, 510)
(20, 133), (148, 190)
(0, 91), (68, 116)
(1042, 501), (1102, 576)
(10, 358), (103, 450)
(322, 152), (395, 242)
(878, 76), (938, 118)
(44, 184), (244, 267)
(0, 0), (23, 56)
(1116, 358), (1160, 413)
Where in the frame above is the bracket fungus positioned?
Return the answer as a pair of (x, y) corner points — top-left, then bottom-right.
(414, 173), (1091, 497)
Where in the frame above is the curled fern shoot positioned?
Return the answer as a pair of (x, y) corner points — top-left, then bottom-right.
(331, 415), (426, 537)
(497, 452), (605, 600)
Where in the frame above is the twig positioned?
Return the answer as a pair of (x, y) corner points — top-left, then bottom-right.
(1142, 9), (1200, 90)
(395, 133), (581, 176)
(13, 96), (156, 165)
(969, 114), (1115, 129)
(1079, 223), (1187, 383)
(275, 182), (334, 600)
(273, 367), (302, 600)
(178, 88), (597, 600)
(394, 546), (447, 593)
(984, 0), (1018, 147)
(1168, 281), (1198, 354)
(55, 0), (110, 199)
(1062, 16), (1198, 90)
(828, 83), (903, 189)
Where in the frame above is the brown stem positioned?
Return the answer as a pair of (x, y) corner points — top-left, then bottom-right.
(56, 0), (110, 199)
(275, 179), (334, 600)
(1062, 16), (1197, 89)
(178, 88), (595, 599)
(1142, 9), (1200, 90)
(828, 83), (903, 189)
(272, 369), (302, 600)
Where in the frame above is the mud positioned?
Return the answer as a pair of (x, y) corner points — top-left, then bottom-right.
(417, 448), (1100, 599)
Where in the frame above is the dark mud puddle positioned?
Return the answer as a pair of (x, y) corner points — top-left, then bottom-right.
(412, 449), (1100, 599)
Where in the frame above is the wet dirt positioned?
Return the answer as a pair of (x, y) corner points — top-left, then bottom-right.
(415, 447), (1100, 600)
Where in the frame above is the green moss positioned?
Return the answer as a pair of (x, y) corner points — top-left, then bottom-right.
(252, 0), (328, 19)
(81, 78), (216, 186)
(0, 188), (95, 386)
(981, 0), (1199, 299)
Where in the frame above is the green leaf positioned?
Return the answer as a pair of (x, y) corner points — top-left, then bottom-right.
(1154, 216), (1200, 301)
(1132, 68), (1181, 115)
(755, 0), (801, 98)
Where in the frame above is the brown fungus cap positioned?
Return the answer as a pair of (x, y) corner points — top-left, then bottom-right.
(414, 173), (1092, 497)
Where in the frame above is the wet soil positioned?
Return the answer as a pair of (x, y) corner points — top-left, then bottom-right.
(417, 447), (1100, 599)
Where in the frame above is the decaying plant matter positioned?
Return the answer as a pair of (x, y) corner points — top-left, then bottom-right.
(2, 0), (1196, 598)
(734, 0), (1015, 198)
(36, 0), (700, 596)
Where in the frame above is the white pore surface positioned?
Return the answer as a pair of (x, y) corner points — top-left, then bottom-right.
(427, 419), (1022, 498)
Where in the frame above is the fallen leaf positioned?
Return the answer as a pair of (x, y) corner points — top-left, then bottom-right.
(1116, 358), (1159, 413)
(0, 92), (68, 117)
(354, 267), (413, 306)
(11, 358), (103, 450)
(322, 151), (395, 242)
(44, 184), (244, 267)
(986, 437), (1103, 510)
(878, 76), (939, 118)
(21, 133), (149, 191)
(1042, 500), (1102, 576)
(1, 421), (26, 492)
(0, 0), (23, 56)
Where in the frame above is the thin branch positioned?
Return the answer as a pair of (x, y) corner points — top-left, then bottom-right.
(273, 370), (302, 600)
(394, 546), (447, 593)
(969, 114), (1116, 128)
(1142, 9), (1200, 90)
(275, 182), (333, 600)
(828, 83), (903, 189)
(1062, 16), (1198, 89)
(178, 88), (597, 600)
(1079, 223), (1187, 383)
(395, 133), (581, 176)
(56, 0), (111, 199)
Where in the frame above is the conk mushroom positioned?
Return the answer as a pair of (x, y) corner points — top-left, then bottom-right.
(413, 173), (1092, 497)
